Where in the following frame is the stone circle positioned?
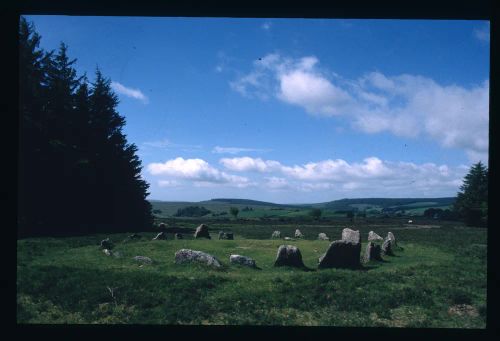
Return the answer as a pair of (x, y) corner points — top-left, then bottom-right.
(364, 241), (383, 262)
(174, 249), (222, 268)
(368, 231), (383, 242)
(133, 255), (153, 264)
(318, 233), (329, 240)
(100, 238), (113, 249)
(318, 240), (361, 269)
(229, 254), (257, 268)
(274, 245), (305, 268)
(295, 229), (303, 238)
(194, 224), (211, 239)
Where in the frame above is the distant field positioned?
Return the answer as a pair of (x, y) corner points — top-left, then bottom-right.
(150, 198), (456, 219)
(17, 221), (486, 327)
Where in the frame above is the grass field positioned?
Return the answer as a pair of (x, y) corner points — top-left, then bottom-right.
(17, 221), (486, 327)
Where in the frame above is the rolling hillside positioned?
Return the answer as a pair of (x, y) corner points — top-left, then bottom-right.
(149, 197), (456, 218)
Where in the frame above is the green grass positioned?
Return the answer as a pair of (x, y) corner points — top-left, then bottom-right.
(17, 223), (486, 327)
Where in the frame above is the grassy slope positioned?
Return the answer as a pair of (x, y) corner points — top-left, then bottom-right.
(17, 222), (486, 327)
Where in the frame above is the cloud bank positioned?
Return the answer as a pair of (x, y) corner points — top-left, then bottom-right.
(230, 53), (489, 163)
(147, 156), (468, 197)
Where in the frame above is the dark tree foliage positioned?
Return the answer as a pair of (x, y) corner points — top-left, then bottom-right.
(309, 208), (322, 220)
(229, 207), (239, 219)
(18, 17), (153, 237)
(423, 208), (444, 218)
(173, 206), (211, 217)
(453, 162), (488, 227)
(346, 211), (354, 222)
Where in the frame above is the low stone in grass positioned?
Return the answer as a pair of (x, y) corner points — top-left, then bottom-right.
(295, 229), (303, 238)
(100, 238), (113, 250)
(368, 231), (383, 242)
(318, 240), (361, 269)
(225, 232), (234, 240)
(152, 232), (167, 240)
(271, 230), (281, 239)
(194, 224), (211, 239)
(318, 233), (329, 240)
(274, 245), (305, 268)
(103, 249), (112, 256)
(129, 233), (142, 240)
(133, 256), (153, 264)
(175, 233), (183, 239)
(284, 237), (295, 241)
(382, 237), (394, 256)
(174, 249), (222, 268)
(230, 254), (256, 268)
(364, 241), (383, 262)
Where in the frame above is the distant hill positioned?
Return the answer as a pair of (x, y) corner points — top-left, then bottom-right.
(313, 197), (456, 211)
(149, 197), (456, 218)
(203, 198), (288, 207)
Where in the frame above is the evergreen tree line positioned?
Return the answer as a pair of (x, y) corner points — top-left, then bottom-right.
(18, 17), (153, 237)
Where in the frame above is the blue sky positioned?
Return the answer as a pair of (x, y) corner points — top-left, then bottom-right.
(24, 16), (490, 203)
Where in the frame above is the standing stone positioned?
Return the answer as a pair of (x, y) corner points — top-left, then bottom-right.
(271, 230), (281, 239)
(295, 229), (303, 238)
(152, 232), (167, 240)
(342, 228), (361, 244)
(274, 245), (305, 268)
(174, 249), (222, 268)
(382, 237), (394, 256)
(175, 233), (183, 239)
(229, 254), (256, 268)
(158, 222), (167, 229)
(387, 232), (397, 246)
(318, 233), (329, 241)
(225, 233), (234, 240)
(364, 242), (383, 262)
(218, 231), (226, 240)
(368, 231), (384, 242)
(194, 224), (211, 239)
(318, 229), (362, 269)
(133, 256), (153, 264)
(100, 238), (113, 250)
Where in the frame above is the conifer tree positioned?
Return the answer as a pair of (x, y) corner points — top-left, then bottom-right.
(18, 17), (153, 237)
(453, 161), (488, 227)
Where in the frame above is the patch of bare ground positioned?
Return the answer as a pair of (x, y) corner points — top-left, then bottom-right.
(448, 304), (479, 317)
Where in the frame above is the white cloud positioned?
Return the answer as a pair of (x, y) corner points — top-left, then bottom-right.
(219, 156), (468, 196)
(147, 157), (252, 187)
(220, 157), (282, 172)
(264, 177), (290, 190)
(111, 81), (149, 104)
(158, 180), (182, 187)
(212, 146), (271, 154)
(261, 21), (272, 30)
(148, 155), (470, 197)
(230, 54), (489, 163)
(474, 23), (490, 43)
(142, 139), (202, 151)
